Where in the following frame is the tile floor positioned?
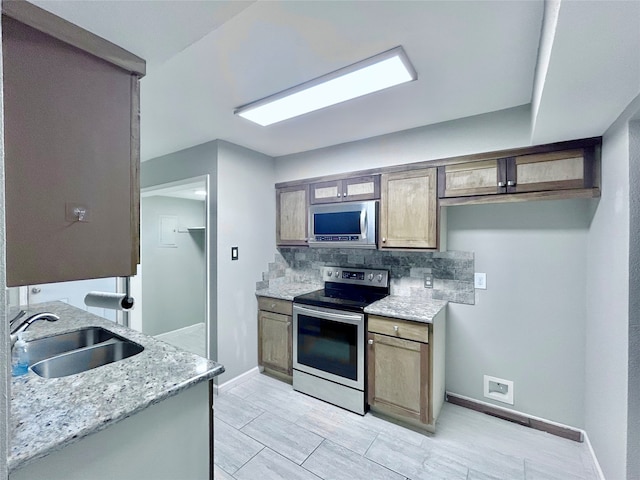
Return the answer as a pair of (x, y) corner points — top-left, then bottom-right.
(154, 322), (206, 357)
(214, 374), (600, 480)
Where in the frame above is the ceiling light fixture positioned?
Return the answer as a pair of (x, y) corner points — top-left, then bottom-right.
(234, 46), (417, 127)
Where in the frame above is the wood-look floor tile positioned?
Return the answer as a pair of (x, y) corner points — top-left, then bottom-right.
(214, 392), (265, 429)
(234, 448), (322, 480)
(358, 412), (429, 447)
(365, 434), (468, 480)
(243, 384), (326, 423)
(214, 418), (264, 474)
(296, 406), (378, 455)
(303, 440), (406, 480)
(241, 413), (324, 465)
(524, 459), (593, 480)
(213, 464), (235, 480)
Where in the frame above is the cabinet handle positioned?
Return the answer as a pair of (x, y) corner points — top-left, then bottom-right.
(382, 238), (386, 243)
(368, 339), (374, 345)
(497, 181), (505, 187)
(393, 325), (399, 332)
(270, 303), (276, 309)
(337, 193), (341, 197)
(507, 180), (516, 186)
(343, 192), (347, 197)
(287, 322), (291, 326)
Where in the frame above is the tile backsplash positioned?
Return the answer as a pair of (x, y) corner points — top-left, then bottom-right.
(257, 248), (475, 305)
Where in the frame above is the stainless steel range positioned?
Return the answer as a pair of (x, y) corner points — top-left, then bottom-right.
(292, 266), (390, 415)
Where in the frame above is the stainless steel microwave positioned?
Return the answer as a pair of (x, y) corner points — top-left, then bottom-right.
(308, 200), (377, 248)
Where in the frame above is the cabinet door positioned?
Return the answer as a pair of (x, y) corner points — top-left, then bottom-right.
(276, 185), (308, 246)
(258, 310), (292, 375)
(367, 332), (429, 423)
(342, 175), (380, 202)
(507, 149), (589, 193)
(3, 16), (140, 286)
(309, 180), (342, 204)
(438, 159), (507, 198)
(380, 169), (438, 249)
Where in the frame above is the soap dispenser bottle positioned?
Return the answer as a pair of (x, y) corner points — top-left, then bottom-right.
(11, 332), (29, 377)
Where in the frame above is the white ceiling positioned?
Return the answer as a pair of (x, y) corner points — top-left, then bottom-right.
(29, 0), (640, 161)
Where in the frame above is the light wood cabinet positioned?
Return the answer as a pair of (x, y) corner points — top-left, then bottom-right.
(508, 149), (590, 193)
(439, 159), (507, 198)
(380, 168), (438, 249)
(368, 332), (429, 423)
(276, 185), (308, 246)
(310, 175), (380, 204)
(258, 297), (293, 378)
(439, 148), (595, 202)
(367, 312), (445, 431)
(2, 6), (145, 287)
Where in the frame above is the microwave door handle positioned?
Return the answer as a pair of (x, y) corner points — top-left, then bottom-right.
(360, 208), (367, 239)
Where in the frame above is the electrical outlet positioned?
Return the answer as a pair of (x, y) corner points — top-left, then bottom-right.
(483, 375), (514, 405)
(424, 274), (433, 288)
(474, 273), (487, 289)
(231, 246), (238, 260)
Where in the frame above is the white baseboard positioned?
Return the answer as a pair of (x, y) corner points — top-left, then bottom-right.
(213, 366), (260, 395)
(582, 430), (606, 480)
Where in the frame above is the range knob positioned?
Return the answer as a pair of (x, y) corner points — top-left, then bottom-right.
(376, 273), (383, 283)
(368, 273), (374, 281)
(335, 270), (340, 278)
(327, 270), (332, 277)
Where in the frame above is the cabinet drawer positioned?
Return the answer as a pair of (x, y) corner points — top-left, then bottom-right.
(258, 297), (293, 316)
(368, 315), (429, 343)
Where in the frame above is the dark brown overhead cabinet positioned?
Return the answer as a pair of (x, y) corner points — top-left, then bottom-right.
(2, 4), (145, 286)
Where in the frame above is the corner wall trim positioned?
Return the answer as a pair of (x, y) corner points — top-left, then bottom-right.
(213, 366), (260, 395)
(445, 391), (583, 442)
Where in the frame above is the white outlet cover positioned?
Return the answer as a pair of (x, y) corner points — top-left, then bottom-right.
(474, 273), (487, 289)
(483, 375), (514, 405)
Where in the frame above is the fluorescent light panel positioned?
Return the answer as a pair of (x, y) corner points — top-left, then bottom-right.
(235, 46), (416, 126)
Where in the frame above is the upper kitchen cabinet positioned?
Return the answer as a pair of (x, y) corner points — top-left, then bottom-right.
(380, 168), (438, 249)
(2, 3), (145, 286)
(309, 175), (380, 204)
(276, 185), (309, 246)
(438, 140), (600, 206)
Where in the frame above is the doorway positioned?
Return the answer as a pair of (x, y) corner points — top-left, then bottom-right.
(135, 175), (210, 358)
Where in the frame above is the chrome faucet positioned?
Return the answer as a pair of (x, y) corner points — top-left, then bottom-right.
(10, 312), (60, 348)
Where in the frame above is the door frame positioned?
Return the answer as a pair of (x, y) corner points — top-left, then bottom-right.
(134, 174), (211, 358)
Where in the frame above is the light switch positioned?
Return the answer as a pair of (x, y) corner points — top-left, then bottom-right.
(231, 246), (239, 261)
(474, 273), (487, 289)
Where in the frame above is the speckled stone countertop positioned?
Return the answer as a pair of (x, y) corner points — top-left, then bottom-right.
(255, 283), (322, 301)
(365, 295), (448, 323)
(9, 301), (224, 472)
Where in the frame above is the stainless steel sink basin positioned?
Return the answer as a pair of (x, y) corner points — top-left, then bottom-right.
(26, 327), (144, 379)
(31, 339), (144, 379)
(26, 327), (122, 365)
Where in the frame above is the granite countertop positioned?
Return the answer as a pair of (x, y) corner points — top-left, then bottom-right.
(9, 301), (224, 472)
(365, 295), (448, 323)
(256, 282), (322, 301)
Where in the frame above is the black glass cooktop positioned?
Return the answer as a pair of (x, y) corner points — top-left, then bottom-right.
(294, 282), (389, 312)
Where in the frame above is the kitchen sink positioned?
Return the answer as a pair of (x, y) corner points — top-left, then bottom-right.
(31, 338), (144, 379)
(26, 327), (123, 365)
(26, 327), (144, 379)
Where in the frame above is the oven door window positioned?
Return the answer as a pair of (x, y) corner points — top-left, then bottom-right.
(297, 314), (358, 381)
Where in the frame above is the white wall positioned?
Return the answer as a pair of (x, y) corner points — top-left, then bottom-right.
(275, 105), (531, 183)
(585, 108), (631, 479)
(216, 140), (275, 383)
(446, 200), (589, 427)
(141, 196), (206, 336)
(140, 141), (219, 360)
(275, 104), (592, 427)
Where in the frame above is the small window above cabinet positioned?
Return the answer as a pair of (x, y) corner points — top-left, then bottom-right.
(310, 175), (380, 204)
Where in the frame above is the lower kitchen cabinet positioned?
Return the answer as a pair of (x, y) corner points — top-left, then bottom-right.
(258, 297), (293, 378)
(367, 311), (445, 431)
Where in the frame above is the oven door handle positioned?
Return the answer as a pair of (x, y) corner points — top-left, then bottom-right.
(294, 305), (363, 323)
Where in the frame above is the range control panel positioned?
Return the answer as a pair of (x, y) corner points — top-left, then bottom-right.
(321, 266), (389, 287)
